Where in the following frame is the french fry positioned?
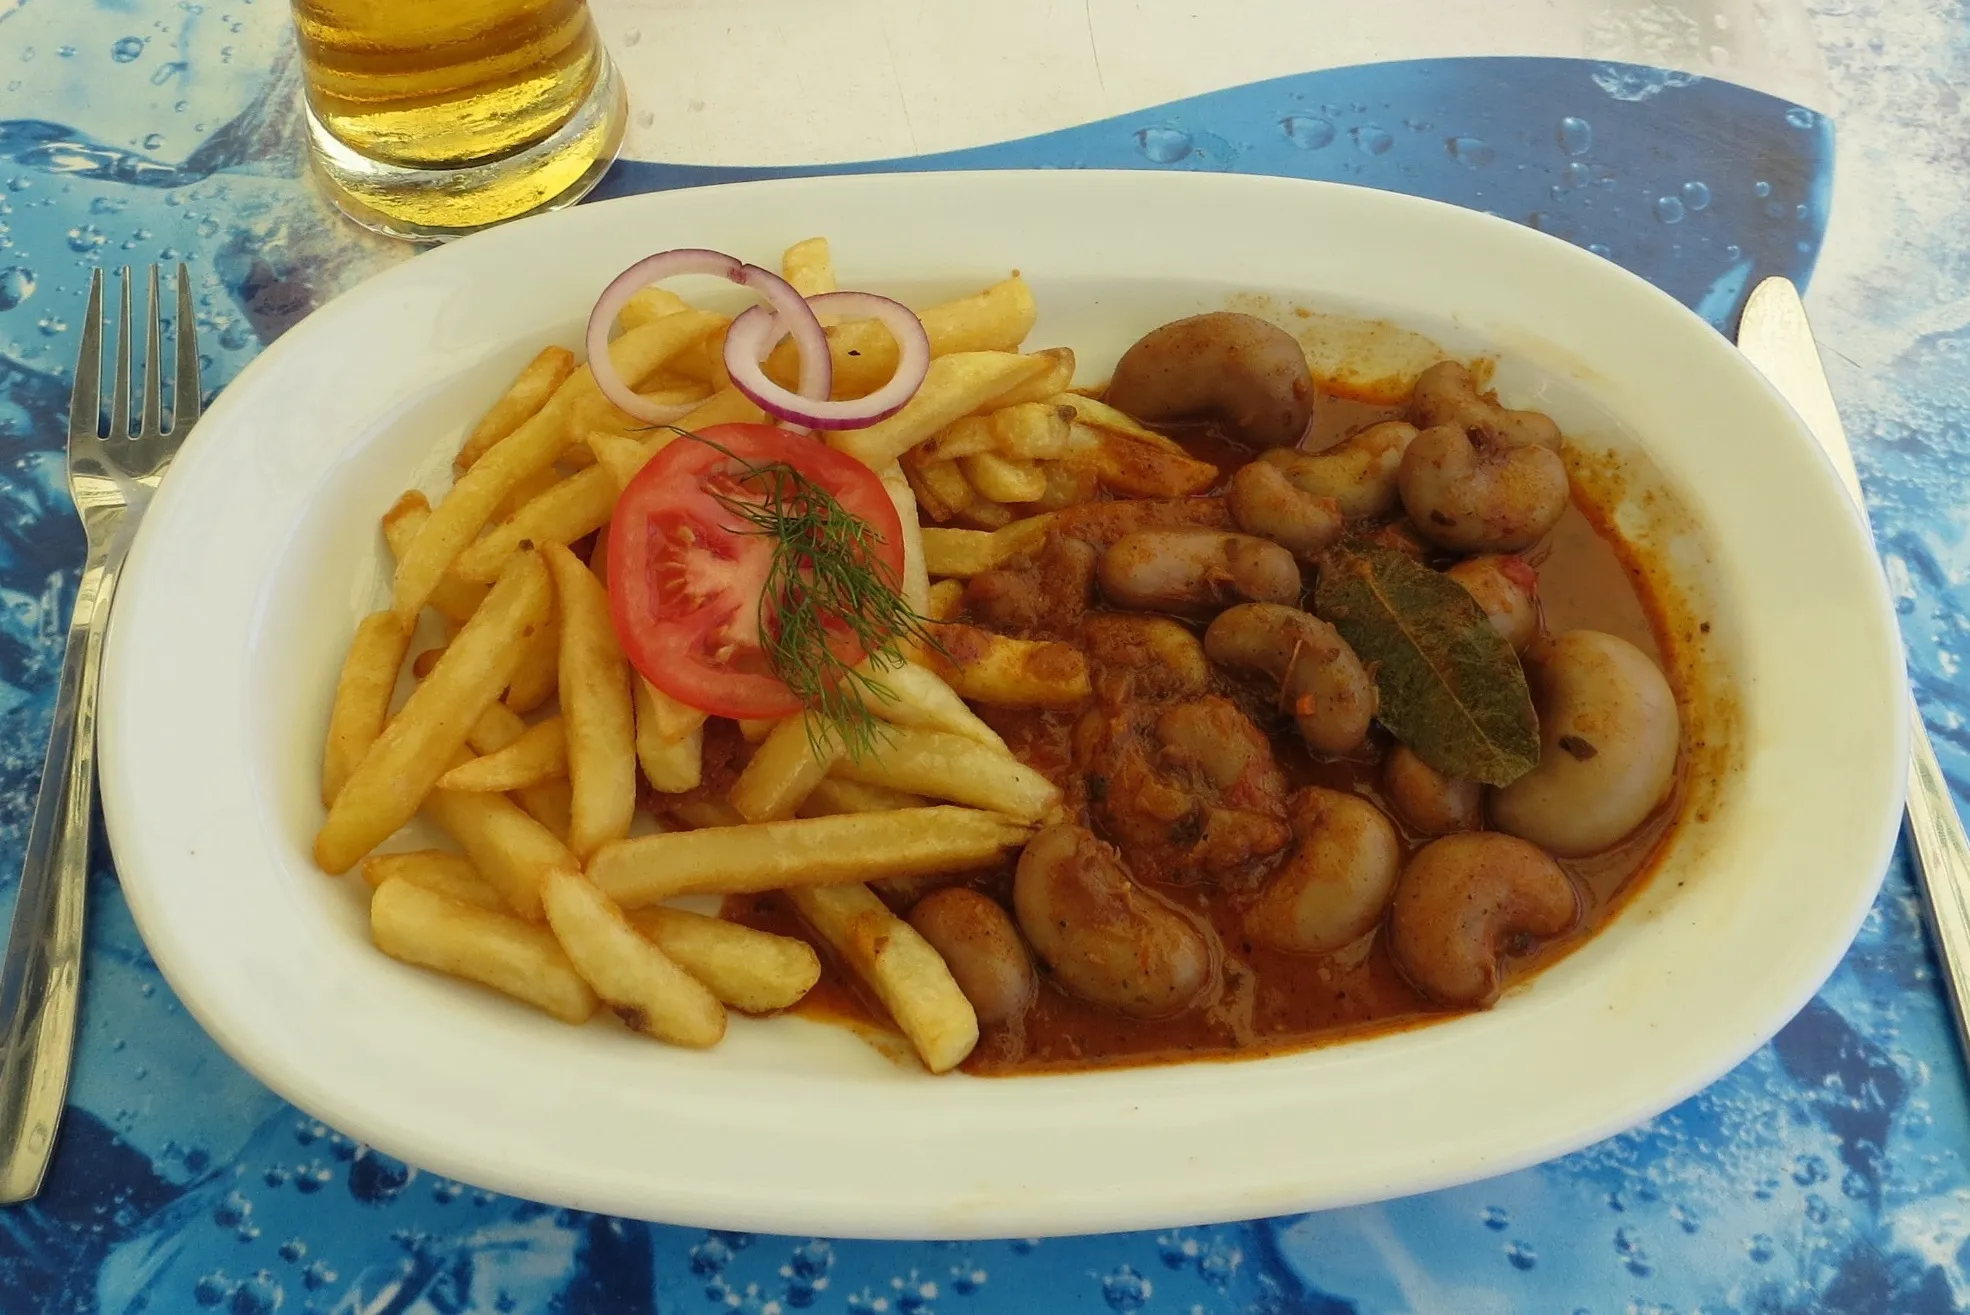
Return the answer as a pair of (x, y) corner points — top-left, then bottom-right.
(424, 779), (578, 920)
(665, 316), (735, 384)
(831, 353), (1051, 470)
(959, 500), (1014, 530)
(438, 715), (566, 792)
(615, 287), (691, 330)
(905, 456), (973, 523)
(315, 552), (553, 874)
(455, 346), (577, 474)
(921, 623), (1091, 709)
(781, 236), (836, 300)
(833, 726), (1058, 822)
(635, 690), (704, 794)
(736, 718), (778, 744)
(666, 797), (746, 830)
(959, 451), (1046, 503)
(392, 313), (721, 619)
(381, 492), (488, 627)
(454, 466), (617, 583)
(702, 323), (733, 390)
(521, 779), (575, 841)
(798, 778), (928, 817)
(676, 386), (765, 431)
(786, 883), (977, 1073)
(503, 605), (560, 714)
(1050, 393), (1191, 452)
(924, 578), (966, 622)
(466, 701), (574, 838)
(491, 464), (563, 522)
(978, 347), (1074, 410)
(877, 463), (930, 616)
(564, 386), (703, 445)
(587, 807), (1032, 907)
(991, 402), (1074, 459)
(1083, 424), (1219, 497)
(588, 430), (662, 492)
(321, 610), (415, 806)
(768, 275), (1039, 401)
(370, 877), (597, 1024)
(636, 674), (708, 744)
(855, 658), (1009, 753)
(920, 514), (1054, 578)
(360, 850), (505, 911)
(625, 906), (821, 1014)
(916, 416), (998, 463)
(541, 866), (726, 1047)
(729, 716), (843, 822)
(1033, 459), (1101, 511)
(543, 545), (636, 859)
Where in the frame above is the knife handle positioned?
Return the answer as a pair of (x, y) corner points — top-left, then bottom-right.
(1905, 700), (1970, 1056)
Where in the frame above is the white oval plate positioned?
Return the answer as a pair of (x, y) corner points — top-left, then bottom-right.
(99, 171), (1907, 1239)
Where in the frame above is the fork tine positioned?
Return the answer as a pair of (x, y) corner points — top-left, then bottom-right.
(173, 264), (200, 431)
(140, 266), (163, 439)
(66, 271), (103, 440)
(108, 267), (132, 440)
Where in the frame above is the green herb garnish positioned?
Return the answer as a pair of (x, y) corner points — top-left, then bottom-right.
(684, 431), (942, 761)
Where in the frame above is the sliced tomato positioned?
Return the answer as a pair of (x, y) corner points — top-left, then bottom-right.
(606, 422), (906, 719)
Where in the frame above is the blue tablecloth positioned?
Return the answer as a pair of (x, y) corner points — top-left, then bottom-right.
(3, 1), (1969, 1310)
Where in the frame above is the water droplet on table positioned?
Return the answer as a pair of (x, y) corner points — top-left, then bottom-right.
(1134, 127), (1192, 163)
(1557, 116), (1593, 154)
(1505, 1240), (1537, 1270)
(1481, 1204), (1511, 1230)
(1754, 179), (1772, 197)
(1746, 1232), (1776, 1263)
(67, 225), (106, 252)
(143, 132), (165, 150)
(1448, 135), (1494, 167)
(58, 45), (76, 58)
(1352, 124), (1393, 155)
(1654, 195), (1686, 224)
(111, 37), (145, 63)
(1280, 115), (1335, 150)
(0, 266), (34, 310)
(1682, 180), (1711, 210)
(1100, 1264), (1152, 1312)
(192, 1271), (233, 1307)
(1786, 106), (1817, 129)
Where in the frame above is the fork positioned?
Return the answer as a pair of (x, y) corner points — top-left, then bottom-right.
(0, 265), (199, 1203)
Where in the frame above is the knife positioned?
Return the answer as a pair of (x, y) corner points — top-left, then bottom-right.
(1738, 276), (1970, 1068)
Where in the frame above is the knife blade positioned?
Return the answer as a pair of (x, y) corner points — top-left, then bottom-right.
(1738, 276), (1970, 1072)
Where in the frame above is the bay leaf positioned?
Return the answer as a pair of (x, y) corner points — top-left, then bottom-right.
(1312, 541), (1538, 786)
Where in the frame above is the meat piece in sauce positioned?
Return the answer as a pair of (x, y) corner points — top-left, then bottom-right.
(1050, 496), (1233, 550)
(1073, 693), (1291, 881)
(963, 532), (1098, 635)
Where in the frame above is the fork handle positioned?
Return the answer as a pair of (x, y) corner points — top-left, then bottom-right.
(0, 540), (121, 1203)
(1906, 701), (1970, 1067)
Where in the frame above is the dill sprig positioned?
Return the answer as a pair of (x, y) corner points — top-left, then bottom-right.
(683, 431), (942, 761)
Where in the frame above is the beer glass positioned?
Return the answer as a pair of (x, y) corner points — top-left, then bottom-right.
(290, 0), (627, 240)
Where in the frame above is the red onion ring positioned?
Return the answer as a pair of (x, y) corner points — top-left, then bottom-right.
(585, 249), (830, 426)
(723, 291), (931, 431)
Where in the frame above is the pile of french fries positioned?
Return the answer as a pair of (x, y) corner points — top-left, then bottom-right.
(317, 238), (1164, 1073)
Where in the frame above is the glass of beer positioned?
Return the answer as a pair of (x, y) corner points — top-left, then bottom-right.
(290, 0), (628, 241)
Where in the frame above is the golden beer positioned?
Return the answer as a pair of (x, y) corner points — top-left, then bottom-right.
(292, 0), (626, 239)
